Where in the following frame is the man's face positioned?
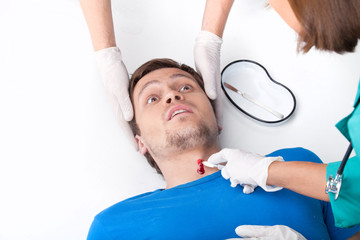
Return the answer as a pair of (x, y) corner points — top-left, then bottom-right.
(132, 68), (219, 158)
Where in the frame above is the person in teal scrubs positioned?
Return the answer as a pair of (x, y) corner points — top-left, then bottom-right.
(326, 80), (360, 228)
(201, 0), (360, 232)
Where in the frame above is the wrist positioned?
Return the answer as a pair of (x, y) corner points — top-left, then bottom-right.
(267, 160), (284, 187)
(254, 157), (283, 192)
(196, 31), (223, 44)
(95, 47), (123, 69)
(201, 0), (234, 38)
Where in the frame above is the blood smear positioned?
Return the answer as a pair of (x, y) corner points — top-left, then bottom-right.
(197, 159), (205, 175)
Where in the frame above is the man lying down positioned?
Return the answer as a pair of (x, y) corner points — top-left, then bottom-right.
(87, 58), (360, 239)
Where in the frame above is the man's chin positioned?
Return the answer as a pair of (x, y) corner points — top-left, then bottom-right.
(165, 121), (217, 150)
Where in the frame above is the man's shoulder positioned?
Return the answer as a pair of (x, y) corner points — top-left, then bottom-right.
(266, 147), (323, 164)
(95, 189), (162, 221)
(87, 189), (164, 239)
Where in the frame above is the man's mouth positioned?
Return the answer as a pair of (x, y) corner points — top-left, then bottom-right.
(171, 109), (188, 118)
(167, 104), (193, 121)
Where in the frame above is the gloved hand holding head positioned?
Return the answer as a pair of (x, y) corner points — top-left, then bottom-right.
(95, 47), (137, 150)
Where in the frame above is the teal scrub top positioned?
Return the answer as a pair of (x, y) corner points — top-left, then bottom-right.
(326, 79), (360, 228)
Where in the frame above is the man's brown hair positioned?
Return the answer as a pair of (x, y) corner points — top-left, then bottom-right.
(289, 0), (360, 53)
(128, 58), (207, 175)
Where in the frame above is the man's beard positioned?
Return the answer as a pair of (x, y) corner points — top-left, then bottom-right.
(148, 120), (218, 157)
(165, 121), (215, 150)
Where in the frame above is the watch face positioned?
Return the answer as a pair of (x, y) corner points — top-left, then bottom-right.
(221, 60), (296, 124)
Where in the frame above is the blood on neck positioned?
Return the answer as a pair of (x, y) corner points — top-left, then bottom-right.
(197, 159), (205, 175)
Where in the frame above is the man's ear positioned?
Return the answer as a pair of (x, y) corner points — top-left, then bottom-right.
(135, 135), (148, 155)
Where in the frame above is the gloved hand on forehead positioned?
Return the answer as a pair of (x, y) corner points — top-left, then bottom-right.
(194, 31), (223, 126)
(95, 47), (137, 150)
(207, 148), (284, 193)
(226, 225), (306, 240)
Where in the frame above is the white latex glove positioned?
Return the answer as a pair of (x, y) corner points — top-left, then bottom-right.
(229, 225), (306, 240)
(194, 31), (223, 126)
(95, 47), (137, 150)
(207, 148), (284, 194)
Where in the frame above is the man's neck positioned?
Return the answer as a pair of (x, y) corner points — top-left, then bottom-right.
(157, 144), (221, 189)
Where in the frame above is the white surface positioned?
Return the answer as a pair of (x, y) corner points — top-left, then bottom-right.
(0, 0), (359, 239)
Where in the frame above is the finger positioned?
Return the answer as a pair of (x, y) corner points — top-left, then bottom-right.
(243, 185), (255, 194)
(119, 95), (134, 121)
(198, 64), (217, 100)
(204, 76), (217, 100)
(116, 62), (134, 121)
(235, 225), (272, 238)
(207, 150), (228, 165)
(230, 178), (240, 188)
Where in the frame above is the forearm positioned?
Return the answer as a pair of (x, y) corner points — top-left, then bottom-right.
(267, 161), (329, 201)
(79, 0), (116, 51)
(348, 231), (360, 240)
(201, 0), (234, 37)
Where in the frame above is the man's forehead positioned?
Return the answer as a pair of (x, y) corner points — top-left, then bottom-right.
(133, 68), (198, 96)
(137, 68), (195, 84)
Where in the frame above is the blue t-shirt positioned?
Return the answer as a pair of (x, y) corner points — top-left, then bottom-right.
(87, 148), (360, 239)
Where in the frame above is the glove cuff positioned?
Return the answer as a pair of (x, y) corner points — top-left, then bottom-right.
(95, 46), (123, 71)
(196, 30), (223, 46)
(257, 156), (284, 192)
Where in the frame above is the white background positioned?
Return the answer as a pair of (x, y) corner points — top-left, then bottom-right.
(0, 0), (359, 239)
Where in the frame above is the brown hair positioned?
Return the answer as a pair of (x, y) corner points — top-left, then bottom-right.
(128, 58), (206, 175)
(289, 0), (360, 53)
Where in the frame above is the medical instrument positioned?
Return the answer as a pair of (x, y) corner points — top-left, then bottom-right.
(221, 60), (296, 124)
(326, 142), (353, 200)
(224, 82), (284, 119)
(202, 161), (224, 170)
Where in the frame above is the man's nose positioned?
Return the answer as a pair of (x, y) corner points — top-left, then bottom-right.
(165, 91), (183, 104)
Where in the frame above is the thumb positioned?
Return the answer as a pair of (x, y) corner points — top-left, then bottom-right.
(207, 150), (229, 165)
(243, 185), (255, 194)
(235, 225), (273, 238)
(221, 167), (231, 180)
(230, 178), (240, 188)
(208, 148), (235, 164)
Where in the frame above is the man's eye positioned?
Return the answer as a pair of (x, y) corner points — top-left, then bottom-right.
(146, 96), (159, 104)
(179, 85), (192, 92)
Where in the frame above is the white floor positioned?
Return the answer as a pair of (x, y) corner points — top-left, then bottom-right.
(0, 0), (359, 239)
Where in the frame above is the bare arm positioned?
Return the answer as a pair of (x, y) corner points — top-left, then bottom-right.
(79, 0), (116, 51)
(201, 0), (234, 37)
(348, 231), (360, 240)
(267, 161), (329, 201)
